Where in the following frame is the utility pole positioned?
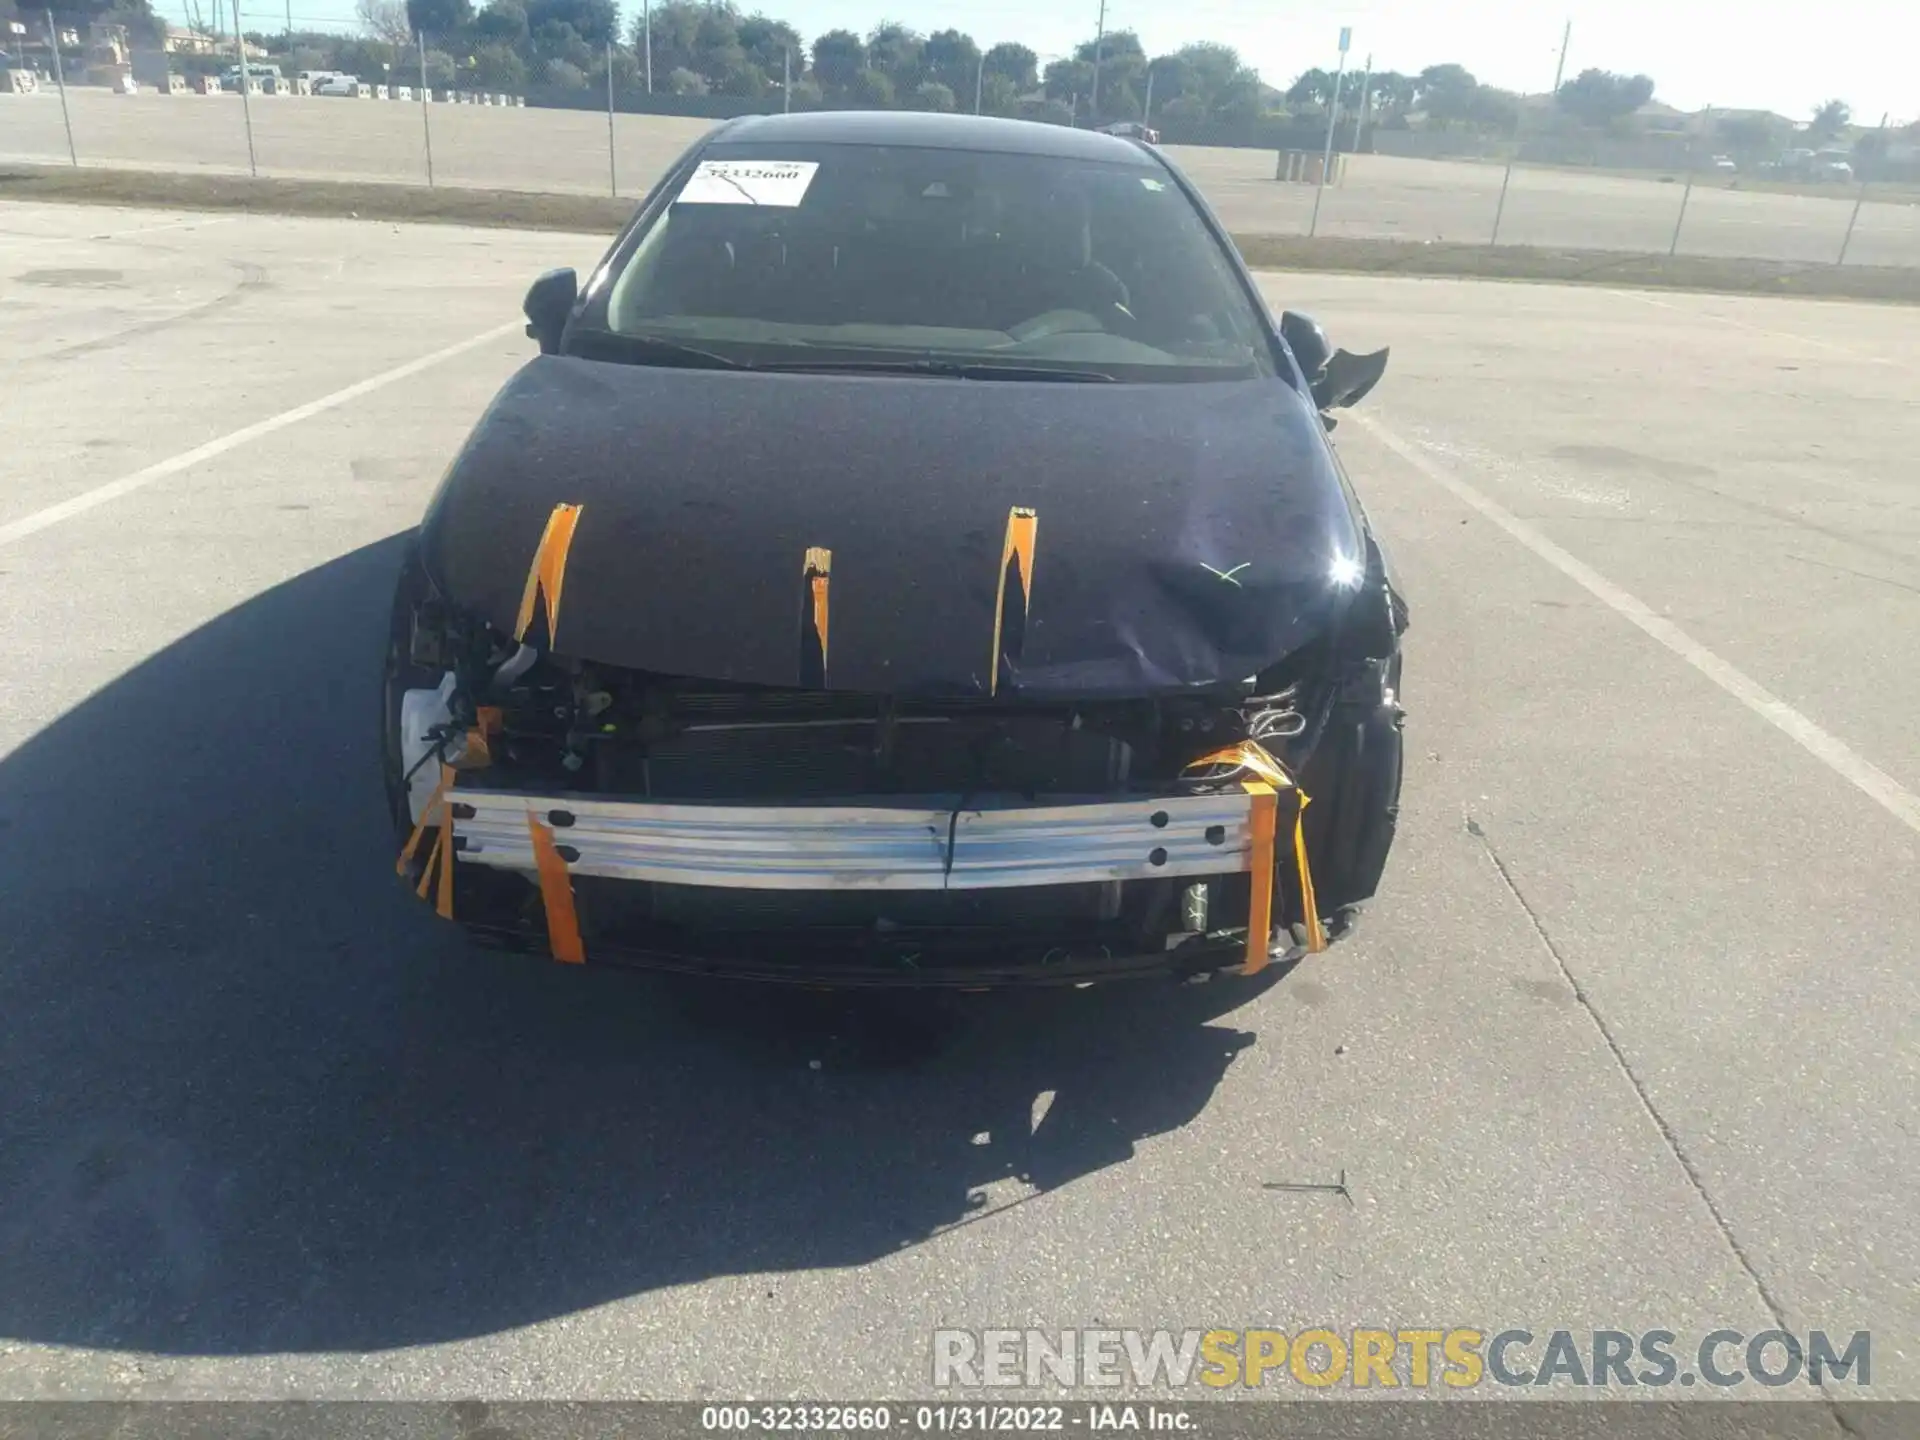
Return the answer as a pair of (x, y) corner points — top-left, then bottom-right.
(1307, 27), (1350, 236)
(44, 10), (76, 166)
(642, 0), (651, 93)
(419, 30), (435, 185)
(606, 38), (617, 193)
(974, 51), (983, 114)
(1143, 63), (1154, 124)
(1491, 18), (1569, 245)
(1838, 112), (1889, 265)
(284, 0), (291, 52)
(1088, 0), (1105, 122)
(1670, 103), (1706, 255)
(232, 0), (257, 177)
(782, 44), (790, 112)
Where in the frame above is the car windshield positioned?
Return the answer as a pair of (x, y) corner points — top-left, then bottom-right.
(587, 141), (1274, 383)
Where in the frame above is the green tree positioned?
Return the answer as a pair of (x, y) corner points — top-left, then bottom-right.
(523, 0), (611, 45)
(1076, 27), (1144, 120)
(810, 27), (864, 92)
(471, 40), (525, 87)
(1153, 42), (1261, 124)
(666, 64), (705, 94)
(1716, 112), (1787, 154)
(1808, 98), (1851, 141)
(1286, 67), (1333, 111)
(844, 66), (893, 107)
(1418, 63), (1480, 128)
(530, 18), (590, 68)
(1370, 70), (1415, 117)
(866, 21), (922, 88)
(737, 12), (801, 82)
(1554, 68), (1654, 127)
(1042, 55), (1093, 103)
(1016, 95), (1073, 126)
(921, 28), (979, 98)
(980, 40), (1036, 93)
(910, 78), (954, 111)
(978, 70), (1018, 113)
(471, 0), (526, 45)
(1469, 85), (1521, 133)
(405, 0), (469, 40)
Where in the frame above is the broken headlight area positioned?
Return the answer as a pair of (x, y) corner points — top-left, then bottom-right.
(383, 569), (1403, 987)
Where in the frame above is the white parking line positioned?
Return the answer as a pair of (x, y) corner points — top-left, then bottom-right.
(90, 215), (240, 240)
(1353, 410), (1920, 838)
(0, 322), (520, 550)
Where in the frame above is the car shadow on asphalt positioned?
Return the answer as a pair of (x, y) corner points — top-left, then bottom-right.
(0, 533), (1286, 1356)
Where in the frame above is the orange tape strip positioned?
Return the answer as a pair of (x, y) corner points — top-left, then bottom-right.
(435, 765), (455, 919)
(513, 502), (585, 644)
(1183, 740), (1292, 790)
(988, 506), (1038, 697)
(1241, 781), (1277, 974)
(1293, 793), (1326, 953)
(804, 546), (831, 673)
(416, 831), (441, 899)
(396, 762), (456, 877)
(528, 814), (586, 964)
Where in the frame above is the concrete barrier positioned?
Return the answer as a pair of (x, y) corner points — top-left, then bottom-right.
(194, 74), (220, 95)
(3, 68), (42, 93)
(512, 95), (524, 107)
(1275, 150), (1347, 185)
(163, 74), (191, 94)
(356, 82), (374, 98)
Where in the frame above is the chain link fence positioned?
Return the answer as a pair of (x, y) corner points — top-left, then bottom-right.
(3, 42), (1916, 270)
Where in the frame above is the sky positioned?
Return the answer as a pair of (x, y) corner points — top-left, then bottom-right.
(218, 0), (1916, 125)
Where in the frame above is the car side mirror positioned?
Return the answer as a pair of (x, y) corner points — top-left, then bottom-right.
(1315, 347), (1390, 412)
(523, 267), (578, 355)
(1279, 310), (1332, 385)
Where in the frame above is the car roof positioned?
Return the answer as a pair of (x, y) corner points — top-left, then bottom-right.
(709, 110), (1158, 163)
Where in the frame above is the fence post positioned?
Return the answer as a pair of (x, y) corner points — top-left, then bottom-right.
(606, 40), (617, 196)
(230, 0), (257, 176)
(1494, 18), (1570, 246)
(418, 30), (435, 186)
(43, 10), (77, 167)
(1307, 29), (1349, 238)
(1669, 105), (1705, 257)
(1837, 113), (1888, 267)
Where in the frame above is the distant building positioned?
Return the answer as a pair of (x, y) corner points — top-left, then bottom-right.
(162, 24), (224, 55)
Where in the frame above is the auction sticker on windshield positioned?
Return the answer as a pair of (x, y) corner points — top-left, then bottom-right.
(677, 160), (821, 207)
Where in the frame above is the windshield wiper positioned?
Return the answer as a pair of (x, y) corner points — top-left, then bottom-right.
(570, 332), (750, 370)
(750, 358), (1117, 383)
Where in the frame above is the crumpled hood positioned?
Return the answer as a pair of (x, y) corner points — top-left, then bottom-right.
(418, 355), (1364, 698)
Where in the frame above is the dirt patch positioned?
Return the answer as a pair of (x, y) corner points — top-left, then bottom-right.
(0, 164), (634, 233)
(6, 162), (1919, 304)
(1231, 233), (1920, 304)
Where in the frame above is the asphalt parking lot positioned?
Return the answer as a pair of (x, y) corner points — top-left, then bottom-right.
(5, 89), (1919, 267)
(0, 201), (1916, 1420)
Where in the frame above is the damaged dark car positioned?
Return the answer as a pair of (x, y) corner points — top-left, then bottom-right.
(383, 110), (1407, 988)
